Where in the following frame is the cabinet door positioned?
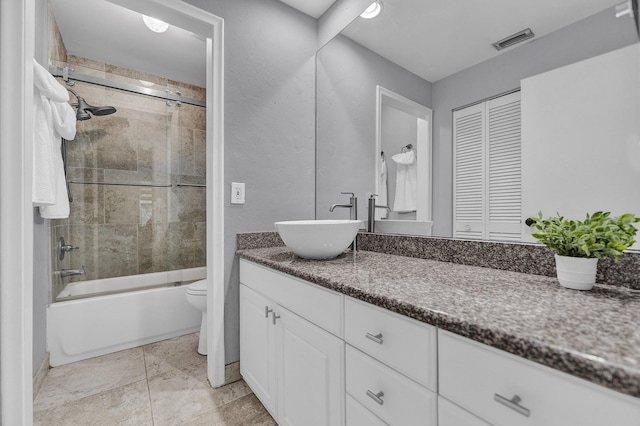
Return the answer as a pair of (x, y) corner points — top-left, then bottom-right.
(239, 284), (277, 417)
(276, 306), (345, 426)
(439, 396), (491, 426)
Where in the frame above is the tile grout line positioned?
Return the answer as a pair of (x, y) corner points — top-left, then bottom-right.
(142, 345), (156, 426)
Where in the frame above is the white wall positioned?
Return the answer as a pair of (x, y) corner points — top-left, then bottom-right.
(521, 43), (640, 243)
(186, 0), (317, 363)
(430, 6), (638, 237)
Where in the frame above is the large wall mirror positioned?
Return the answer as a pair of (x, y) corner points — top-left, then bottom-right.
(316, 0), (640, 244)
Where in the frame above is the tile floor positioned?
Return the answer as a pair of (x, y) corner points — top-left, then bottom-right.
(33, 333), (276, 426)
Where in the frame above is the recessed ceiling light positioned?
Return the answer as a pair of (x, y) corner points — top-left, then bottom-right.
(142, 15), (169, 33)
(360, 1), (383, 19)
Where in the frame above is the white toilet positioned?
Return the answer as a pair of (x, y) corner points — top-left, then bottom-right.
(185, 279), (207, 355)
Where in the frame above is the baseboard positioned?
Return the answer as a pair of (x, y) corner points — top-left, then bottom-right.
(224, 361), (241, 385)
(32, 352), (50, 399)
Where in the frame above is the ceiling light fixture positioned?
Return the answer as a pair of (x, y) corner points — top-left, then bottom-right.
(142, 15), (169, 33)
(360, 1), (382, 19)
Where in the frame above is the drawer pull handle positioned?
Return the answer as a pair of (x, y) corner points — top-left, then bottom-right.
(365, 332), (384, 344)
(272, 311), (280, 325)
(264, 306), (273, 318)
(494, 393), (530, 417)
(366, 390), (384, 405)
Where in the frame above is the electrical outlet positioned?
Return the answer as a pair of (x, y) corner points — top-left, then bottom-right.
(231, 182), (245, 204)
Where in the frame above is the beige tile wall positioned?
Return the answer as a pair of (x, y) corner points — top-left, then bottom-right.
(52, 56), (206, 298)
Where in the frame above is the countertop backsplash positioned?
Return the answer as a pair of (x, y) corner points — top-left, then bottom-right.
(236, 231), (640, 290)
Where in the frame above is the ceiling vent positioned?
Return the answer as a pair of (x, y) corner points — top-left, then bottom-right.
(492, 28), (535, 51)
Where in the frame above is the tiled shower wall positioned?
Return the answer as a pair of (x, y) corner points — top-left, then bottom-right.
(50, 55), (206, 299)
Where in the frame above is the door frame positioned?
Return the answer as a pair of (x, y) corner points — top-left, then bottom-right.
(0, 0), (225, 423)
(375, 86), (433, 221)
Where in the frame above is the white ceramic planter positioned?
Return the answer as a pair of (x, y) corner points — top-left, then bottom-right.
(554, 254), (598, 290)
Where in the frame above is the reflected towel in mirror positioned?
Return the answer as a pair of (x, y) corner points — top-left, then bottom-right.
(391, 150), (417, 212)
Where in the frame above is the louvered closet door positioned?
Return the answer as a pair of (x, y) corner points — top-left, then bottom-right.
(453, 103), (485, 240)
(453, 92), (521, 241)
(486, 92), (521, 241)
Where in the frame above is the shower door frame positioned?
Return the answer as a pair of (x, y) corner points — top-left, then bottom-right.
(0, 0), (225, 423)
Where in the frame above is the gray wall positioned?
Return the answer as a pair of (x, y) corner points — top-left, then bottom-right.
(430, 6), (639, 237)
(316, 34), (432, 220)
(186, 0), (317, 363)
(33, 0), (50, 375)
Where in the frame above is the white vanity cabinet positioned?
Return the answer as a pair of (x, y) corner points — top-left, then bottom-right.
(240, 259), (640, 426)
(239, 261), (345, 426)
(344, 297), (438, 425)
(439, 330), (640, 426)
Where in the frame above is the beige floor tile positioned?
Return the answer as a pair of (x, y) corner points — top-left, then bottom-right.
(184, 393), (277, 426)
(224, 361), (242, 385)
(148, 366), (252, 426)
(34, 347), (146, 412)
(143, 333), (206, 378)
(33, 379), (153, 426)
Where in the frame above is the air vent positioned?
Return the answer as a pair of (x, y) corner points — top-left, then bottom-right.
(492, 28), (535, 51)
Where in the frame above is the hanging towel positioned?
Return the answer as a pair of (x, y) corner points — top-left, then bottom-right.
(391, 150), (417, 212)
(375, 154), (388, 220)
(32, 58), (76, 218)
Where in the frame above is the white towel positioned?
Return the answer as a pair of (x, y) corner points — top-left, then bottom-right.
(375, 155), (388, 220)
(32, 58), (76, 218)
(391, 150), (417, 212)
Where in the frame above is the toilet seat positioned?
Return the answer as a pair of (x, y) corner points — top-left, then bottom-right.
(186, 279), (207, 295)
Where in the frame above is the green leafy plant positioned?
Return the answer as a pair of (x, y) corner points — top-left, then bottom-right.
(530, 211), (640, 261)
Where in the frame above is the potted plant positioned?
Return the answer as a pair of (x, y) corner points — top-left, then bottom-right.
(529, 211), (639, 290)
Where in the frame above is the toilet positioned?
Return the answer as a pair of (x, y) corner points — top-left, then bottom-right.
(185, 279), (207, 355)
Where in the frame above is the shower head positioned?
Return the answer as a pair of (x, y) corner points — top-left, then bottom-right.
(68, 89), (117, 121)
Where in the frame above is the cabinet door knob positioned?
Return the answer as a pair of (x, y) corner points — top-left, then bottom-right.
(366, 390), (384, 405)
(272, 312), (281, 325)
(494, 393), (530, 417)
(365, 332), (384, 344)
(264, 306), (273, 318)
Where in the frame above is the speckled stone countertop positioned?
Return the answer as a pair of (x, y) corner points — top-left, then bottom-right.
(236, 246), (640, 399)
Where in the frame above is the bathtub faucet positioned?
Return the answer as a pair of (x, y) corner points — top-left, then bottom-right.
(60, 266), (86, 278)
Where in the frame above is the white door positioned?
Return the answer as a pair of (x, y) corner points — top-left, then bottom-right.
(239, 284), (278, 416)
(453, 102), (486, 240)
(453, 91), (521, 241)
(276, 306), (345, 426)
(486, 92), (521, 242)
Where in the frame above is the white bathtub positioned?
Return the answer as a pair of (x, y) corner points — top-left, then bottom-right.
(47, 267), (206, 366)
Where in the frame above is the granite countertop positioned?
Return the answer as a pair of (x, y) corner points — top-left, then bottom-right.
(236, 246), (640, 399)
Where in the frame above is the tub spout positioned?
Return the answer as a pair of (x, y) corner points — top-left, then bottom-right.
(60, 266), (86, 278)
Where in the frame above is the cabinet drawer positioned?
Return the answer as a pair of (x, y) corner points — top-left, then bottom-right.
(240, 260), (343, 337)
(438, 396), (491, 426)
(344, 297), (437, 390)
(439, 331), (640, 426)
(346, 345), (436, 426)
(346, 394), (387, 426)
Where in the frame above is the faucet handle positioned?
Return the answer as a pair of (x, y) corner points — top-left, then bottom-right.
(367, 193), (378, 199)
(340, 192), (355, 197)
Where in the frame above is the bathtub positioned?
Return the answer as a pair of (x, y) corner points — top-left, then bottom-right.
(47, 267), (206, 366)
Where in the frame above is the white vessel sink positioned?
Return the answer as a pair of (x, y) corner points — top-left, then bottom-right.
(275, 220), (362, 259)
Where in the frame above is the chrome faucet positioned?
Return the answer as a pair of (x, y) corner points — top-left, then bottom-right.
(367, 194), (391, 233)
(330, 192), (359, 252)
(329, 192), (358, 220)
(60, 266), (85, 278)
